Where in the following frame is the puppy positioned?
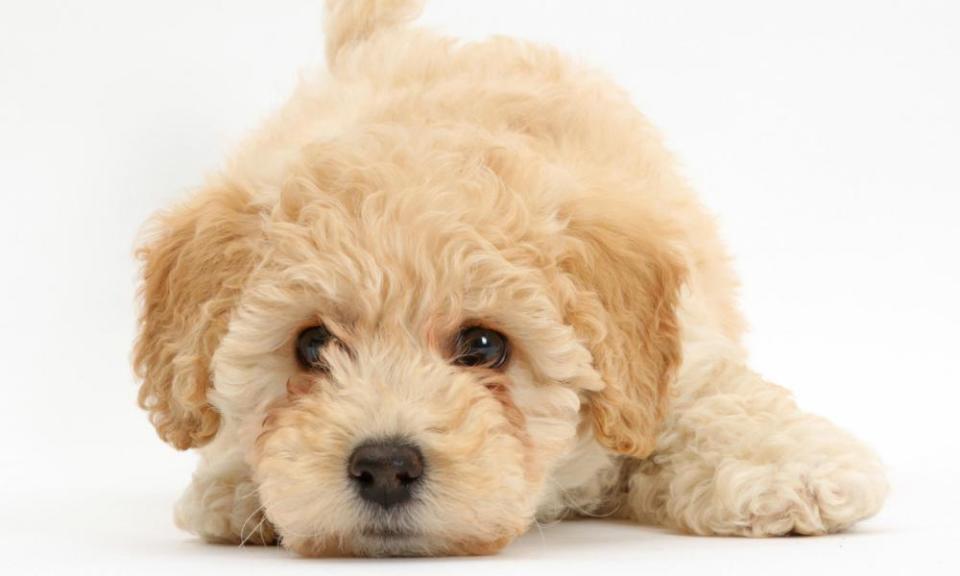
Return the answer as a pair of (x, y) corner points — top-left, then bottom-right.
(134, 0), (887, 557)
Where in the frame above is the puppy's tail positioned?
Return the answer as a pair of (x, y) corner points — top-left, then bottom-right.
(324, 0), (424, 69)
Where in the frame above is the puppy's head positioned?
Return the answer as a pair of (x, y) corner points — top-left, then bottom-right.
(134, 0), (685, 558)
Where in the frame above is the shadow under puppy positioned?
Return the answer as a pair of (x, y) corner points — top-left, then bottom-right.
(134, 0), (887, 557)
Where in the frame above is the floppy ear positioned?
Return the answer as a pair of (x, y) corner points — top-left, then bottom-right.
(559, 198), (686, 459)
(133, 182), (262, 450)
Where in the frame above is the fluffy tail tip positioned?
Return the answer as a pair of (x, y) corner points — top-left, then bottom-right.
(324, 0), (424, 68)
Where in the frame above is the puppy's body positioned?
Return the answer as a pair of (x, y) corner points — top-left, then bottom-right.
(137, 1), (886, 556)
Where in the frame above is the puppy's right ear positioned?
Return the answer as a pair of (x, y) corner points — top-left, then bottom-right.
(134, 181), (262, 450)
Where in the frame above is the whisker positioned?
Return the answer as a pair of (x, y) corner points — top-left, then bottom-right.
(531, 518), (548, 549)
(239, 504), (268, 546)
(544, 477), (623, 520)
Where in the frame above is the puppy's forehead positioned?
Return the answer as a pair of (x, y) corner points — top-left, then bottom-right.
(261, 138), (568, 329)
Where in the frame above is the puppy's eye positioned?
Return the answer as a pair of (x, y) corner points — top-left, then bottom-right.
(454, 327), (509, 369)
(296, 325), (332, 369)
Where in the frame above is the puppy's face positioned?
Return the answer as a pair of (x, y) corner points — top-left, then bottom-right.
(225, 171), (587, 555)
(135, 131), (684, 556)
(238, 243), (583, 556)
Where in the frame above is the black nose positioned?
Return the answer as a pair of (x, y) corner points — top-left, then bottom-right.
(348, 440), (424, 509)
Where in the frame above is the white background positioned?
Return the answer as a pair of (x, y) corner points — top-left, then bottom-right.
(1, 1), (958, 574)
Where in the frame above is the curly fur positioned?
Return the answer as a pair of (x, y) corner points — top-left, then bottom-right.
(133, 0), (887, 557)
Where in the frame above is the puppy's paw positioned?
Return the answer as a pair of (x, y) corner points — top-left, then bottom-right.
(708, 456), (888, 536)
(175, 477), (276, 545)
(642, 415), (889, 537)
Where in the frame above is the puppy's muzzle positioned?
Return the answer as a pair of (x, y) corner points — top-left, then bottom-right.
(348, 440), (424, 509)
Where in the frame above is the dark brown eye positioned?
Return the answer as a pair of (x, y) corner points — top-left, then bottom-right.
(296, 325), (332, 369)
(454, 327), (509, 369)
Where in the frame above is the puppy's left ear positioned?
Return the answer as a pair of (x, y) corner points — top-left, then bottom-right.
(559, 198), (686, 459)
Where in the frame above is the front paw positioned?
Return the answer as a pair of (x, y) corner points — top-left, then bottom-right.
(643, 416), (889, 537)
(175, 478), (276, 545)
(707, 454), (888, 536)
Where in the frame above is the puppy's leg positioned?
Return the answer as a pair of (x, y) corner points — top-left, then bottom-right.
(174, 451), (275, 545)
(626, 336), (887, 536)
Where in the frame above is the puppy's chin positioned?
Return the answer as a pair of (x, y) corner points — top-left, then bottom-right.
(282, 530), (518, 558)
(258, 467), (533, 558)
(258, 474), (533, 558)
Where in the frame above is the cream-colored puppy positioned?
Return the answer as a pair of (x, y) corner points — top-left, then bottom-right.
(134, 0), (887, 557)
